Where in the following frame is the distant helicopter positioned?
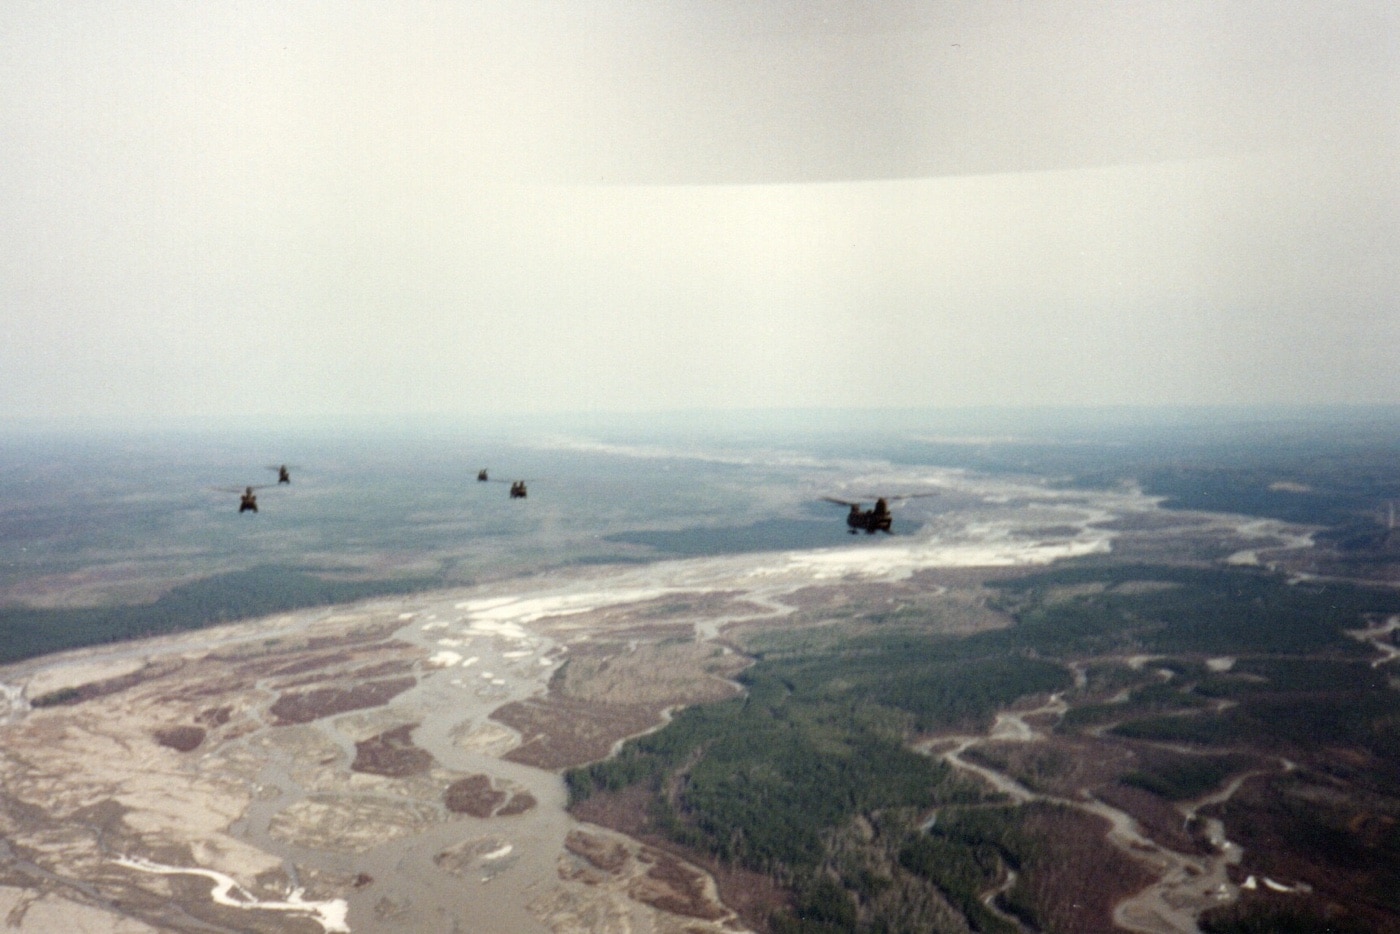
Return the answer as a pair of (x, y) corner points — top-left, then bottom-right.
(821, 493), (938, 534)
(266, 464), (296, 484)
(483, 474), (532, 498)
(212, 485), (273, 513)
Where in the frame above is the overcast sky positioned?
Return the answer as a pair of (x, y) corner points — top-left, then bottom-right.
(2, 1), (1397, 422)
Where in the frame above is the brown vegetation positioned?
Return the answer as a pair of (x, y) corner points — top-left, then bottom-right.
(628, 847), (727, 921)
(1093, 782), (1209, 856)
(268, 677), (417, 725)
(732, 575), (1014, 646)
(560, 828), (734, 923)
(268, 651), (362, 678)
(152, 725), (206, 752)
(351, 723), (434, 777)
(963, 737), (1135, 796)
(443, 775), (506, 817)
(30, 658), (186, 707)
(494, 696), (662, 769)
(495, 635), (747, 770)
(565, 829), (629, 873)
(271, 657), (416, 690)
(195, 705), (231, 727)
(207, 621), (403, 665)
(1011, 804), (1160, 933)
(552, 638), (747, 708)
(571, 786), (790, 932)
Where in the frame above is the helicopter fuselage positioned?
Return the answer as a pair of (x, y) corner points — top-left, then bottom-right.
(846, 498), (892, 534)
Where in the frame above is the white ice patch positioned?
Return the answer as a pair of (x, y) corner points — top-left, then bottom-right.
(480, 844), (513, 861)
(780, 534), (1110, 580)
(502, 650), (532, 659)
(465, 618), (531, 642)
(429, 651), (463, 667)
(0, 681), (29, 723)
(457, 588), (673, 630)
(114, 856), (349, 933)
(458, 596), (519, 612)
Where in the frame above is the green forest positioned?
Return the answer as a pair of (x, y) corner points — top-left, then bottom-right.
(0, 565), (437, 665)
(567, 561), (1400, 932)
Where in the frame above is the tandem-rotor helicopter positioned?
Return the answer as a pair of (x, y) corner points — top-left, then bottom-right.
(212, 485), (274, 513)
(479, 471), (532, 498)
(821, 493), (938, 534)
(266, 464), (297, 484)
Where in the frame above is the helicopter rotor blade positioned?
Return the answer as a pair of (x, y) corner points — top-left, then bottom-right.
(822, 492), (939, 506)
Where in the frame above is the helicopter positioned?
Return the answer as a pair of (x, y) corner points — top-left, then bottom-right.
(266, 464), (296, 484)
(213, 485), (274, 513)
(483, 475), (533, 498)
(821, 493), (938, 534)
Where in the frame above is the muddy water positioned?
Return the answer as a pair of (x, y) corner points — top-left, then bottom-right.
(212, 592), (580, 933)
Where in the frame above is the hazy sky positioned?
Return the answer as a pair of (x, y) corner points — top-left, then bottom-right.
(2, 1), (1397, 421)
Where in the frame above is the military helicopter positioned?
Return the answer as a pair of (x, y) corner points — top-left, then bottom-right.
(485, 477), (533, 498)
(266, 464), (297, 484)
(212, 485), (274, 513)
(484, 470), (537, 501)
(821, 493), (938, 534)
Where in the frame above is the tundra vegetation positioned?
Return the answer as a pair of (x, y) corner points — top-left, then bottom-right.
(568, 562), (1400, 932)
